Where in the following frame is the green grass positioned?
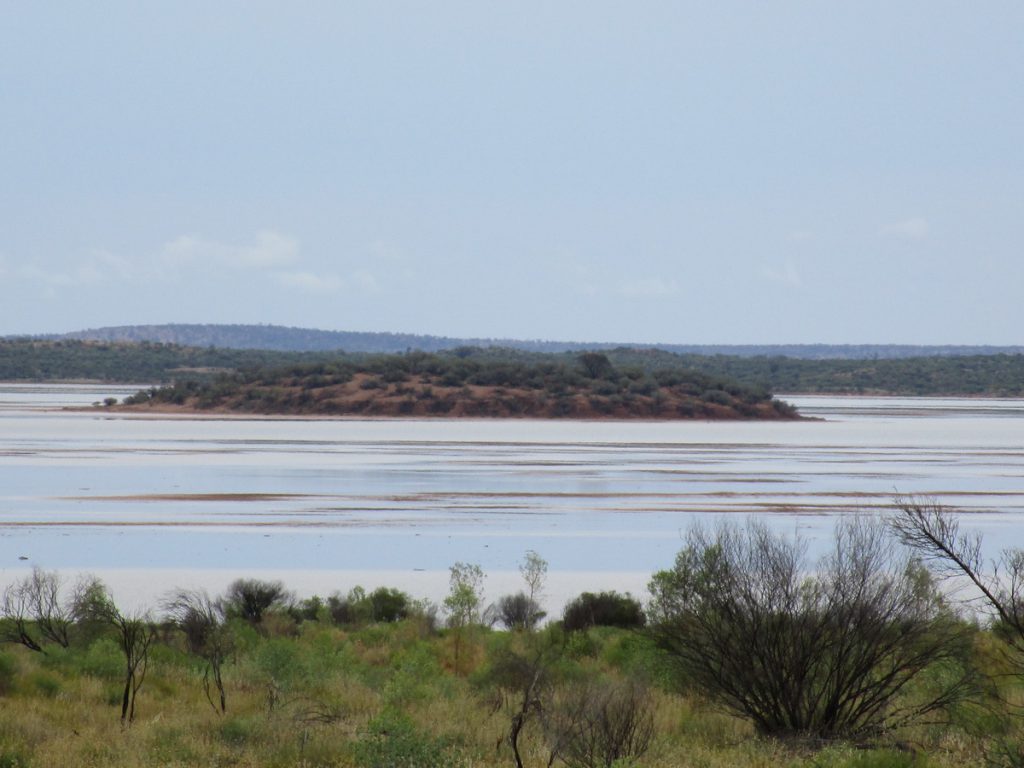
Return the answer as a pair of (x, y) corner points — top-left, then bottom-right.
(0, 614), (1001, 768)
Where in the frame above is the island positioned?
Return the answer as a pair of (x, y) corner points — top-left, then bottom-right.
(110, 351), (800, 420)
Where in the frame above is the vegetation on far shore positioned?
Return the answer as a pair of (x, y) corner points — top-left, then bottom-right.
(4, 338), (1024, 397)
(3, 503), (1024, 767)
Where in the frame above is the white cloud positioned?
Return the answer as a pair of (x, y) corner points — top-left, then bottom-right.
(882, 217), (929, 240)
(227, 230), (300, 268)
(789, 229), (814, 242)
(158, 230), (300, 272)
(274, 270), (344, 295)
(762, 258), (802, 287)
(16, 248), (136, 289)
(619, 277), (678, 298)
(13, 230), (342, 301)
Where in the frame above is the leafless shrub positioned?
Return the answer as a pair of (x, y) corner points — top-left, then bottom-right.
(648, 516), (974, 740)
(27, 568), (73, 648)
(543, 679), (655, 768)
(0, 568), (77, 651)
(1, 578), (43, 652)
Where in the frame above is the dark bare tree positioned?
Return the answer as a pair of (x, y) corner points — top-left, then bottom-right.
(890, 498), (1024, 765)
(164, 588), (233, 714)
(482, 643), (558, 768)
(890, 497), (1024, 640)
(1, 568), (78, 651)
(1, 578), (44, 652)
(112, 609), (154, 726)
(648, 516), (974, 740)
(88, 588), (155, 726)
(27, 568), (73, 648)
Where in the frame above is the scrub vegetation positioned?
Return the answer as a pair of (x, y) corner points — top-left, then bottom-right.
(1, 507), (1023, 767)
(114, 350), (795, 419)
(4, 338), (1024, 397)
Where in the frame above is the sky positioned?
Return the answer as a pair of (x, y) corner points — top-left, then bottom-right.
(1, 2), (1022, 344)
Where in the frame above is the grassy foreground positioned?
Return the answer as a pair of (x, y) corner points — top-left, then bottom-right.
(0, 608), (991, 768)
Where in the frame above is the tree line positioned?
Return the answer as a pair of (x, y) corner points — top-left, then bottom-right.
(4, 339), (1024, 396)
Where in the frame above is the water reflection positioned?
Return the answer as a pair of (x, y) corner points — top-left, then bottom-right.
(1, 387), (1023, 607)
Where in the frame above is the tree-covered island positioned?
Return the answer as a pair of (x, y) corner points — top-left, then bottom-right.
(112, 351), (799, 420)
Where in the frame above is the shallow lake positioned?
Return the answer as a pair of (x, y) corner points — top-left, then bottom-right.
(2, 384), (1023, 610)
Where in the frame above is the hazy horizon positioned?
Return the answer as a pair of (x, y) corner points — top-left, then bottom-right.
(3, 4), (1022, 344)
(19, 320), (1024, 352)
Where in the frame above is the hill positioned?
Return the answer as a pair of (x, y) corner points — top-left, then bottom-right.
(39, 323), (1024, 360)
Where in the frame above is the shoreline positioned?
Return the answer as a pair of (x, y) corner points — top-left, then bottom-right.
(68, 404), (813, 423)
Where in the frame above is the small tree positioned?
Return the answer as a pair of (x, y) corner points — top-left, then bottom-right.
(890, 498), (1024, 763)
(444, 562), (485, 674)
(1, 577), (44, 652)
(27, 568), (73, 648)
(164, 588), (233, 714)
(482, 642), (559, 768)
(648, 516), (974, 739)
(70, 574), (115, 644)
(90, 588), (154, 726)
(521, 550), (548, 608)
(578, 353), (615, 380)
(223, 578), (290, 625)
(495, 592), (546, 632)
(890, 497), (1024, 642)
(1, 568), (79, 652)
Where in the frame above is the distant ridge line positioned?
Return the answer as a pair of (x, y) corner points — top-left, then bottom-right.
(25, 323), (1024, 360)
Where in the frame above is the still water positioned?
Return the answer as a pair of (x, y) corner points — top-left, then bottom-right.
(2, 384), (1023, 609)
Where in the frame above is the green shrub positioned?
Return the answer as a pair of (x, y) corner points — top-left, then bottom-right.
(354, 712), (460, 768)
(563, 592), (645, 632)
(26, 672), (61, 699)
(0, 747), (29, 768)
(383, 643), (442, 706)
(80, 637), (123, 679)
(0, 654), (16, 696)
(601, 632), (675, 691)
(219, 716), (259, 747)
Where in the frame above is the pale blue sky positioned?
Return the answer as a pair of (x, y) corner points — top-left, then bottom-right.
(2, 2), (1022, 343)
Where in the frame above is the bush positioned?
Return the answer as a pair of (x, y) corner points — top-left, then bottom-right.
(563, 592), (645, 632)
(493, 592), (545, 631)
(543, 679), (655, 768)
(354, 711), (460, 768)
(223, 579), (290, 624)
(219, 716), (259, 746)
(326, 586), (413, 626)
(0, 747), (29, 768)
(368, 587), (412, 623)
(648, 517), (974, 739)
